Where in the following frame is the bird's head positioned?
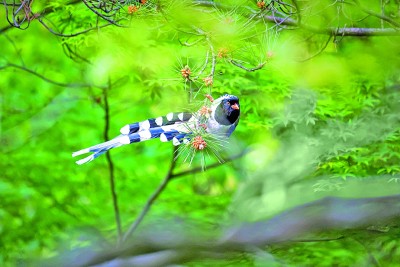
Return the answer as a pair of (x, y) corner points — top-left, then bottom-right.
(220, 94), (240, 124)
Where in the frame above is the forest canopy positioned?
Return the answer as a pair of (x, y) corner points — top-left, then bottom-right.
(1, 0), (400, 266)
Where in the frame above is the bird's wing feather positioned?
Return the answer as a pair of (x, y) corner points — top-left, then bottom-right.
(72, 135), (130, 157)
(120, 112), (193, 134)
(226, 123), (237, 137)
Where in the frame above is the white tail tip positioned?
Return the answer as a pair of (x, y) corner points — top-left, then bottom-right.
(72, 148), (90, 157)
(75, 154), (95, 165)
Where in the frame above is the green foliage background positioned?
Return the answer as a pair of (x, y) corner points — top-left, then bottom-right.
(1, 0), (400, 266)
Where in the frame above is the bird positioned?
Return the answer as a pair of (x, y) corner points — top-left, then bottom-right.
(72, 94), (240, 165)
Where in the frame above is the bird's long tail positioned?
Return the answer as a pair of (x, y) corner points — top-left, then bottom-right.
(72, 135), (130, 165)
(72, 130), (190, 165)
(72, 112), (193, 165)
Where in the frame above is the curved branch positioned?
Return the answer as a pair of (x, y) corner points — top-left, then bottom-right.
(228, 59), (266, 72)
(171, 148), (250, 180)
(37, 17), (112, 37)
(68, 194), (400, 267)
(2, 0), (33, 29)
(194, 1), (400, 36)
(0, 63), (105, 89)
(291, 0), (301, 25)
(0, 0), (82, 33)
(81, 0), (127, 27)
(351, 0), (400, 28)
(62, 43), (92, 64)
(258, 14), (400, 36)
(122, 146), (178, 243)
(330, 27), (400, 36)
(122, 148), (249, 243)
(297, 35), (332, 62)
(205, 37), (217, 78)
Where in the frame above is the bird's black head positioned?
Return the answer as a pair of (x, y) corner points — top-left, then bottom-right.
(220, 94), (240, 124)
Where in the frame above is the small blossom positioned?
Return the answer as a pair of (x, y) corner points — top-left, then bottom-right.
(128, 5), (139, 14)
(266, 51), (274, 60)
(203, 76), (213, 86)
(217, 48), (229, 58)
(180, 65), (191, 79)
(140, 0), (147, 4)
(257, 1), (266, 9)
(224, 16), (234, 24)
(192, 136), (207, 150)
(199, 106), (212, 116)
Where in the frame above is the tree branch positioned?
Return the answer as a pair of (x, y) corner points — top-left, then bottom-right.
(0, 63), (105, 88)
(170, 148), (250, 180)
(228, 59), (266, 72)
(122, 148), (249, 243)
(103, 81), (122, 245)
(194, 1), (400, 36)
(64, 194), (400, 267)
(351, 0), (400, 28)
(81, 0), (127, 27)
(258, 14), (400, 36)
(122, 146), (178, 243)
(0, 0), (82, 33)
(37, 17), (112, 37)
(297, 35), (332, 62)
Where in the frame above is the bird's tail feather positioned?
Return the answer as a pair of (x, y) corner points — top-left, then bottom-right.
(73, 122), (192, 165)
(72, 135), (130, 165)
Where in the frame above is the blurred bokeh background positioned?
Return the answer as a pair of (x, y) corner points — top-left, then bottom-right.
(1, 0), (400, 266)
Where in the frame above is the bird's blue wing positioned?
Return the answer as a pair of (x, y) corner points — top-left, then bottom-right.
(120, 112), (193, 134)
(226, 123), (237, 137)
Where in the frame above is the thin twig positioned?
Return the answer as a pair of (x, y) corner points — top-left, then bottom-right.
(210, 55), (217, 77)
(121, 148), (250, 243)
(3, 34), (25, 64)
(103, 81), (122, 245)
(171, 148), (250, 179)
(37, 17), (112, 37)
(0, 63), (105, 88)
(194, 1), (400, 36)
(62, 43), (92, 64)
(228, 59), (266, 72)
(194, 50), (210, 79)
(351, 0), (400, 28)
(82, 0), (127, 27)
(1, 0), (81, 32)
(257, 13), (400, 35)
(291, 0), (301, 25)
(205, 37), (217, 78)
(297, 35), (332, 62)
(122, 146), (178, 243)
(179, 37), (204, 47)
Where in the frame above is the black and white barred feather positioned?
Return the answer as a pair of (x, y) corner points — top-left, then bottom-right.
(72, 94), (240, 165)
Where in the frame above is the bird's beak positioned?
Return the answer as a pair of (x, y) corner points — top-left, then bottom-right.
(231, 103), (239, 110)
